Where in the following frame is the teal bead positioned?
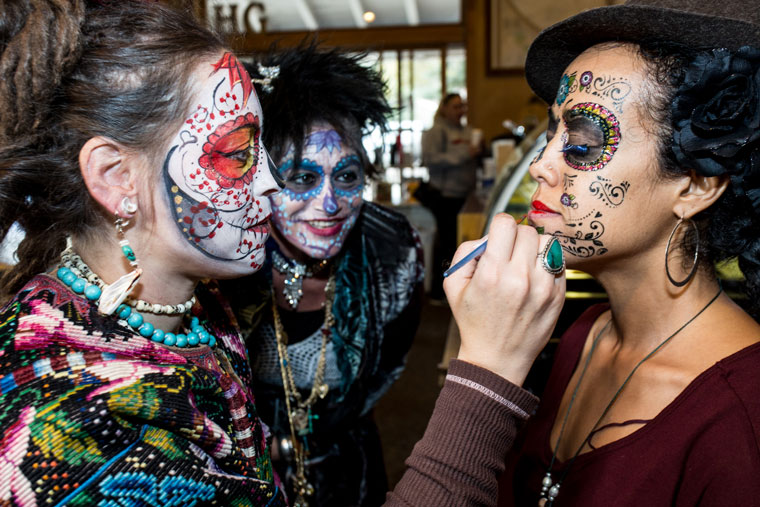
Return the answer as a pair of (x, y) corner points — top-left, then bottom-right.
(543, 238), (565, 273)
(127, 312), (143, 328)
(71, 278), (86, 294)
(151, 329), (165, 343)
(138, 322), (154, 337)
(175, 334), (188, 347)
(163, 333), (176, 347)
(192, 326), (204, 335)
(56, 267), (70, 280)
(208, 335), (216, 347)
(198, 331), (210, 344)
(121, 245), (136, 261)
(61, 271), (77, 286)
(191, 317), (200, 327)
(187, 333), (199, 346)
(118, 305), (132, 319)
(84, 284), (102, 301)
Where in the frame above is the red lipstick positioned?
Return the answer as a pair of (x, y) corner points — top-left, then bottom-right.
(531, 200), (557, 213)
(304, 218), (346, 237)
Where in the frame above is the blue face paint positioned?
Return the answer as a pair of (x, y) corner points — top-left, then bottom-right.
(333, 154), (363, 198)
(270, 127), (365, 259)
(323, 188), (339, 215)
(306, 129), (342, 154)
(279, 158), (325, 201)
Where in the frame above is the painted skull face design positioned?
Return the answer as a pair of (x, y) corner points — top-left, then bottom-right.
(163, 52), (273, 270)
(270, 126), (364, 259)
(529, 45), (667, 264)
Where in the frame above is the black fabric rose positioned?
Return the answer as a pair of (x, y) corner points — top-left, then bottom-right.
(671, 46), (760, 194)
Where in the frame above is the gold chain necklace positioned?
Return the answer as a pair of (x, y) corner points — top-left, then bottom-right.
(272, 269), (335, 507)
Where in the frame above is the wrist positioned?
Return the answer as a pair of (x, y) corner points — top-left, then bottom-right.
(456, 348), (535, 386)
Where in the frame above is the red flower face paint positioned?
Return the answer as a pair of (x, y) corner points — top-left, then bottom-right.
(163, 52), (274, 270)
(198, 113), (260, 189)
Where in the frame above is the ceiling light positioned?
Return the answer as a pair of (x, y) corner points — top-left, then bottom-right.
(363, 11), (376, 23)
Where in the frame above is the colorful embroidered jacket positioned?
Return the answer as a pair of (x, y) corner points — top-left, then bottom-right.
(0, 274), (285, 506)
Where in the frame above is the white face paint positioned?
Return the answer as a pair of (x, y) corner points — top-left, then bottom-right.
(270, 126), (364, 259)
(162, 52), (276, 271)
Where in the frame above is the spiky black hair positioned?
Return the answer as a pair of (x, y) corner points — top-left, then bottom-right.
(247, 42), (392, 179)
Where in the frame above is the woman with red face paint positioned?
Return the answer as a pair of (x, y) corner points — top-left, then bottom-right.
(0, 1), (292, 504)
(0, 2), (564, 506)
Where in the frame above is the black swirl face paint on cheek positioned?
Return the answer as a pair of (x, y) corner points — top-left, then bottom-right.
(589, 175), (630, 207)
(549, 210), (608, 258)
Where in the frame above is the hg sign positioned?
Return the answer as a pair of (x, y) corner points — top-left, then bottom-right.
(207, 0), (267, 33)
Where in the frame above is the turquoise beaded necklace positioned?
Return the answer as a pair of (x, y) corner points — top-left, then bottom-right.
(56, 265), (217, 348)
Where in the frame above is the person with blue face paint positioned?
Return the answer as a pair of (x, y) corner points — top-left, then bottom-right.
(223, 46), (425, 506)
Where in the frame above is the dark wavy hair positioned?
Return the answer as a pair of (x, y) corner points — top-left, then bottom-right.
(632, 40), (760, 317)
(0, 0), (224, 301)
(248, 43), (392, 179)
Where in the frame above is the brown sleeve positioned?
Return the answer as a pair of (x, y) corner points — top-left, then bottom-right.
(385, 359), (539, 506)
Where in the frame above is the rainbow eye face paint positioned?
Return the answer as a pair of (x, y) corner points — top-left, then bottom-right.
(163, 52), (273, 270)
(562, 102), (622, 171)
(270, 126), (364, 259)
(530, 48), (663, 263)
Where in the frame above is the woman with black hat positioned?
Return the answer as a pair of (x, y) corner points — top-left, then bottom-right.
(450, 0), (760, 504)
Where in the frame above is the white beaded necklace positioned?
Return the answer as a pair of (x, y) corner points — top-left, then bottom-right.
(61, 248), (195, 315)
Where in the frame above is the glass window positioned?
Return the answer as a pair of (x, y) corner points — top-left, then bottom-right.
(361, 46), (466, 203)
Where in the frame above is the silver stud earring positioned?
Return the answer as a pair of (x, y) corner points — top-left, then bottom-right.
(120, 196), (138, 216)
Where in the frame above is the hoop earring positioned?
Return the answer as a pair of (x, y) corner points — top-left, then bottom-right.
(665, 217), (699, 287)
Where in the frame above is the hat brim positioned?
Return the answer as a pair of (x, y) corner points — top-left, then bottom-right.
(526, 4), (760, 104)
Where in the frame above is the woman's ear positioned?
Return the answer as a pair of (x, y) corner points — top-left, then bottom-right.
(672, 170), (730, 219)
(79, 137), (139, 216)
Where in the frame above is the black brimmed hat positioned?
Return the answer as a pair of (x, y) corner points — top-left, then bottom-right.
(526, 0), (760, 103)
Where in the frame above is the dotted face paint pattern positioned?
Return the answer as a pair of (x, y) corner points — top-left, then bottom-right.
(163, 52), (271, 270)
(556, 73), (576, 106)
(563, 102), (621, 171)
(279, 159), (326, 201)
(333, 155), (363, 198)
(270, 129), (365, 260)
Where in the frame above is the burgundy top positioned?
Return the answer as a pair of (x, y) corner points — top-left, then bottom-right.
(500, 304), (760, 506)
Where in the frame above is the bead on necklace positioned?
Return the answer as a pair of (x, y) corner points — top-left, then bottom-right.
(62, 248), (195, 315)
(56, 265), (216, 349)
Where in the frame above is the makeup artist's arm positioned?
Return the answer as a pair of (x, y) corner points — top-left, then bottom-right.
(385, 214), (565, 506)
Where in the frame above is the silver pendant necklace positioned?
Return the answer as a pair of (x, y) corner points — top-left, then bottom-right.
(271, 249), (329, 309)
(539, 288), (722, 506)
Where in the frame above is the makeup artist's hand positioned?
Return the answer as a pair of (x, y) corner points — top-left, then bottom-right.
(443, 213), (566, 385)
